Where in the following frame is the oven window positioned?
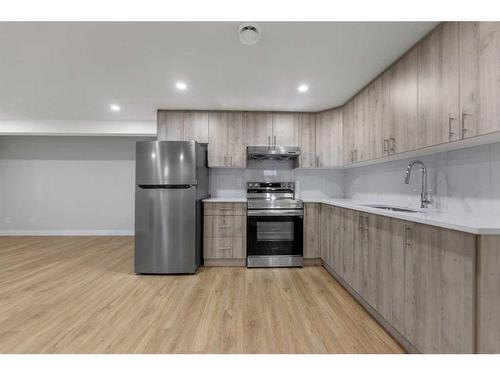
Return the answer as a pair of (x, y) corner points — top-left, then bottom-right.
(257, 221), (294, 242)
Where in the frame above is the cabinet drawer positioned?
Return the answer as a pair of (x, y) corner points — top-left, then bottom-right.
(203, 237), (246, 259)
(204, 202), (246, 216)
(204, 215), (246, 238)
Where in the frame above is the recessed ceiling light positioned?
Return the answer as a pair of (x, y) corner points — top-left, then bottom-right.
(238, 23), (261, 46)
(109, 104), (121, 112)
(298, 84), (309, 93)
(175, 81), (187, 90)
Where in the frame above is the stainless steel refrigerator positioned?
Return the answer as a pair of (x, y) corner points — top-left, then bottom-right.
(134, 141), (209, 274)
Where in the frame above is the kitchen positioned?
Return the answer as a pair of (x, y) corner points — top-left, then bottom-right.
(1, 12), (500, 370)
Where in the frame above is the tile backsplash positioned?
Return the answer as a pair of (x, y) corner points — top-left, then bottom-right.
(210, 167), (344, 199)
(210, 142), (500, 217)
(344, 142), (500, 216)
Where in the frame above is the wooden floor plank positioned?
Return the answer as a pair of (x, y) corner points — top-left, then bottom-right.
(0, 237), (404, 354)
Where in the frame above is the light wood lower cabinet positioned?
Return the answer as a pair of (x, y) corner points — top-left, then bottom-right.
(403, 222), (475, 353)
(318, 203), (478, 353)
(203, 202), (246, 263)
(304, 203), (320, 258)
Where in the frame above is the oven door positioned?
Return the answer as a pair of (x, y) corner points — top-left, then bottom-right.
(246, 211), (303, 258)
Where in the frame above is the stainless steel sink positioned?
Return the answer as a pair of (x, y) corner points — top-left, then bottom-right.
(362, 204), (420, 213)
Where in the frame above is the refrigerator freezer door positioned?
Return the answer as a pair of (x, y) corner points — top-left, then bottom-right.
(136, 141), (197, 186)
(135, 185), (197, 274)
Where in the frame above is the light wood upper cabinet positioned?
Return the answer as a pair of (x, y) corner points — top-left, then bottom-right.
(353, 86), (371, 162)
(315, 109), (342, 167)
(272, 113), (299, 146)
(369, 70), (391, 159)
(227, 112), (246, 168)
(157, 110), (184, 141)
(184, 111), (209, 143)
(208, 112), (246, 168)
(298, 113), (316, 168)
(389, 47), (419, 154)
(417, 22), (460, 147)
(460, 22), (500, 138)
(244, 112), (273, 146)
(207, 112), (228, 167)
(342, 100), (355, 165)
(404, 223), (475, 353)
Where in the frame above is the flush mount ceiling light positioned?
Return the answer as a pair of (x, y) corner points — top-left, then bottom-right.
(109, 104), (121, 112)
(297, 84), (309, 93)
(175, 81), (187, 90)
(238, 23), (261, 46)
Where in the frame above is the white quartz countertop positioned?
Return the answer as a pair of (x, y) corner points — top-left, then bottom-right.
(202, 197), (500, 235)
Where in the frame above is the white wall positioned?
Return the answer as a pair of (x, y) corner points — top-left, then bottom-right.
(344, 142), (500, 217)
(0, 136), (142, 235)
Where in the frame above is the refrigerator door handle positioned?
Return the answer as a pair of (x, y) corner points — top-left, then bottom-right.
(138, 184), (194, 189)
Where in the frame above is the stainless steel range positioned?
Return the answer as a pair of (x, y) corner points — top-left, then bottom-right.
(246, 182), (304, 268)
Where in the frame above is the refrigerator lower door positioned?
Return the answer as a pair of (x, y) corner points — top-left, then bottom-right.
(135, 185), (197, 274)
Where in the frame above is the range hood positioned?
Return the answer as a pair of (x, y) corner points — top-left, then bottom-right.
(247, 146), (301, 161)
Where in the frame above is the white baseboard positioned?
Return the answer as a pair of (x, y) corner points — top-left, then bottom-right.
(0, 230), (134, 236)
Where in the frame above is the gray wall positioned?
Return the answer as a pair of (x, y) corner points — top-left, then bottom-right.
(0, 136), (140, 235)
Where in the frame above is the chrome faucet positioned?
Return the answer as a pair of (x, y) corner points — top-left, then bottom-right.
(405, 160), (432, 208)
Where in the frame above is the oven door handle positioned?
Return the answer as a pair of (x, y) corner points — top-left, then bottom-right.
(247, 209), (303, 217)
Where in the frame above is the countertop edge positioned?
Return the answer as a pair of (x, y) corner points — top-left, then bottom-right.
(203, 197), (500, 235)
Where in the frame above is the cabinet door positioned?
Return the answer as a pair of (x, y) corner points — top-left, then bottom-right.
(404, 223), (475, 353)
(373, 216), (405, 334)
(342, 100), (356, 166)
(418, 22), (460, 147)
(359, 213), (377, 308)
(303, 203), (319, 258)
(272, 113), (299, 146)
(318, 204), (329, 261)
(244, 112), (273, 146)
(353, 87), (371, 162)
(184, 111), (209, 143)
(330, 206), (342, 274)
(369, 71), (391, 159)
(207, 112), (228, 167)
(390, 48), (418, 154)
(299, 113), (316, 168)
(157, 110), (184, 141)
(460, 22), (500, 138)
(316, 109), (342, 167)
(340, 208), (357, 288)
(227, 112), (246, 168)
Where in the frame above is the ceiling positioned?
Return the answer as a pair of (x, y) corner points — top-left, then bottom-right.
(0, 22), (437, 122)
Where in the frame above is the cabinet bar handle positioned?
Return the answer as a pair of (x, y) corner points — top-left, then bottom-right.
(354, 149), (358, 162)
(448, 114), (455, 141)
(359, 214), (364, 230)
(224, 156), (227, 166)
(316, 155), (320, 167)
(461, 109), (469, 139)
(383, 138), (389, 155)
(218, 208), (233, 211)
(273, 135), (277, 149)
(218, 247), (232, 250)
(217, 226), (232, 228)
(268, 136), (271, 149)
(389, 137), (396, 154)
(404, 226), (412, 247)
(363, 216), (369, 231)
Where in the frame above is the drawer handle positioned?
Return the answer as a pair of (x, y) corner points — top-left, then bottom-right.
(217, 226), (232, 228)
(218, 208), (233, 211)
(218, 247), (232, 250)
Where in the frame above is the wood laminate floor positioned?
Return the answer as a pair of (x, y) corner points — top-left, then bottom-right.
(0, 237), (404, 354)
